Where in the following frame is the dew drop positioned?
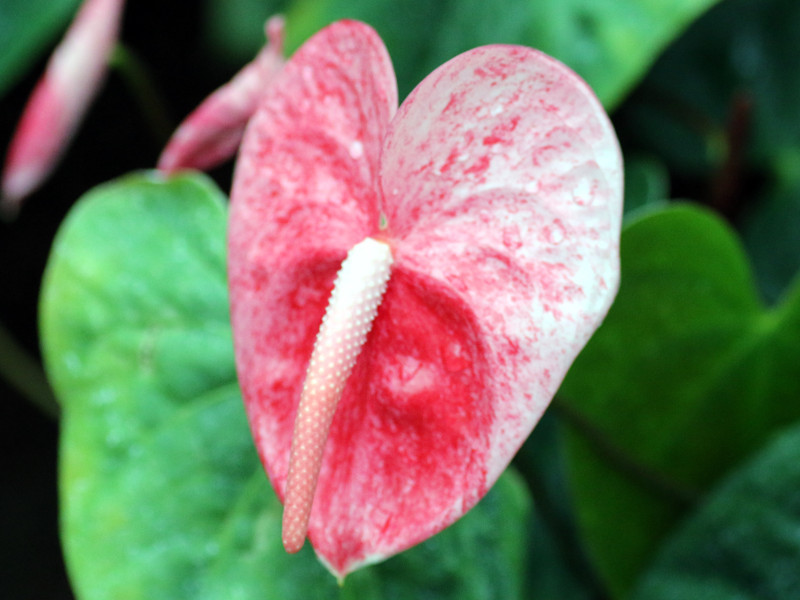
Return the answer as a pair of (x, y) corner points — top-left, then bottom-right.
(349, 140), (364, 159)
(524, 180), (540, 194)
(546, 219), (566, 245)
(572, 176), (592, 206)
(502, 225), (523, 250)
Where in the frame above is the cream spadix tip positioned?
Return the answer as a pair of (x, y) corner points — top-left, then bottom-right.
(282, 237), (393, 553)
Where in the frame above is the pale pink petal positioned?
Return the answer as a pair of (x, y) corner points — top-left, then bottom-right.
(230, 24), (622, 579)
(1, 0), (125, 214)
(227, 19), (397, 572)
(157, 16), (286, 175)
(381, 45), (623, 489)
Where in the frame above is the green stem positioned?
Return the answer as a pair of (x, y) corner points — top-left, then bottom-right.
(0, 322), (59, 419)
(553, 397), (700, 507)
(110, 43), (174, 145)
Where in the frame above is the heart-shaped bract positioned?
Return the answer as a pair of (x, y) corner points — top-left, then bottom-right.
(228, 19), (622, 578)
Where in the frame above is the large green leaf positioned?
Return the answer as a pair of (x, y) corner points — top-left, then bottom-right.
(206, 0), (719, 107)
(559, 204), (800, 597)
(40, 172), (532, 599)
(631, 422), (800, 599)
(622, 154), (670, 218)
(0, 0), (80, 97)
(741, 181), (800, 305)
(418, 0), (721, 110)
(618, 0), (800, 177)
(614, 0), (800, 302)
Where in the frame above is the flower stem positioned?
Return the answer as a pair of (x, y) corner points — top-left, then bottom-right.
(0, 322), (59, 419)
(109, 43), (174, 145)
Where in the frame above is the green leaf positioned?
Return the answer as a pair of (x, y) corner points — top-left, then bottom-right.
(619, 0), (800, 175)
(0, 0), (80, 97)
(741, 182), (800, 305)
(418, 0), (722, 109)
(40, 171), (532, 599)
(614, 0), (800, 302)
(281, 0), (450, 100)
(631, 422), (800, 600)
(211, 0), (720, 107)
(514, 413), (602, 600)
(623, 154), (670, 218)
(559, 203), (800, 597)
(202, 0), (290, 67)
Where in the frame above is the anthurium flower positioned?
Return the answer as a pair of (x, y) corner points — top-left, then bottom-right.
(157, 16), (285, 174)
(1, 0), (125, 215)
(228, 20), (622, 579)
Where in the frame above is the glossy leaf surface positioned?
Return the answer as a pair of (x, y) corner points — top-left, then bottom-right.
(561, 204), (800, 597)
(40, 172), (532, 599)
(615, 0), (800, 303)
(0, 0), (79, 96)
(632, 423), (800, 600)
(273, 0), (721, 107)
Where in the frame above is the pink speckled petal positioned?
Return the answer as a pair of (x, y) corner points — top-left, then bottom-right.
(157, 16), (286, 174)
(1, 0), (125, 214)
(230, 30), (622, 579)
(306, 48), (622, 576)
(228, 20), (397, 574)
(381, 45), (623, 490)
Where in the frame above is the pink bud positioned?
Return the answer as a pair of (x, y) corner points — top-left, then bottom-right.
(1, 0), (125, 215)
(229, 20), (623, 578)
(157, 16), (285, 175)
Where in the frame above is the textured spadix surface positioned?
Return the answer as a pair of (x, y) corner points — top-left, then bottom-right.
(229, 20), (623, 577)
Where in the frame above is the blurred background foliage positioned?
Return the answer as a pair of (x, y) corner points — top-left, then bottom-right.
(2, 0), (799, 598)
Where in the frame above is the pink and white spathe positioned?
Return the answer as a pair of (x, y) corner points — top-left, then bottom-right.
(1, 0), (125, 215)
(157, 16), (286, 174)
(228, 20), (623, 579)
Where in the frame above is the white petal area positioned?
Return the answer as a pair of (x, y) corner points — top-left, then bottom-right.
(381, 45), (623, 486)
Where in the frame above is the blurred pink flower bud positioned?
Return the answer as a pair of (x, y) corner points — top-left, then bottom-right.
(1, 0), (126, 216)
(157, 16), (286, 175)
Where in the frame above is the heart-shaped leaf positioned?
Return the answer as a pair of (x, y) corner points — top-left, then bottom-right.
(229, 20), (622, 576)
(631, 422), (800, 600)
(559, 203), (800, 597)
(40, 171), (532, 599)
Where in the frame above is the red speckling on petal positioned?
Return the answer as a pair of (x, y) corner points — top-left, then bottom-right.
(229, 20), (622, 578)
